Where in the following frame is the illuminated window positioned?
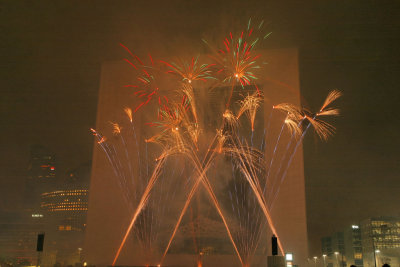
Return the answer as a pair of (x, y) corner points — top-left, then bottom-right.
(354, 253), (362, 259)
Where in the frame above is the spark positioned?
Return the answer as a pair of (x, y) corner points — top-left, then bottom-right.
(203, 19), (269, 107)
(319, 89), (342, 113)
(273, 103), (304, 137)
(110, 122), (122, 135)
(93, 20), (340, 267)
(306, 90), (342, 141)
(124, 107), (133, 122)
(161, 57), (216, 83)
(237, 91), (263, 131)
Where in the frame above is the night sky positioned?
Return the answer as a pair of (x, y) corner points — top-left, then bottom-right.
(1, 0), (400, 255)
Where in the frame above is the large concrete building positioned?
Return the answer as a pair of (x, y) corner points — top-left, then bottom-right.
(85, 48), (308, 266)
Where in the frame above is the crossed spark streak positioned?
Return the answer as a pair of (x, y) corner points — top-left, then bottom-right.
(268, 119), (311, 210)
(161, 134), (244, 266)
(112, 150), (169, 266)
(111, 124), (284, 265)
(266, 117), (304, 208)
(91, 130), (135, 213)
(226, 135), (285, 256)
(112, 133), (244, 266)
(111, 108), (290, 265)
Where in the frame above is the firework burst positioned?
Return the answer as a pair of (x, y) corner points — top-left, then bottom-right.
(92, 19), (341, 267)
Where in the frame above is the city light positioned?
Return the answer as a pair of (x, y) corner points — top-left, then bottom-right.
(285, 253), (293, 261)
(286, 253), (293, 267)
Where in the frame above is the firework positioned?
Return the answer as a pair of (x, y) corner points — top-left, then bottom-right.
(203, 19), (270, 107)
(237, 91), (263, 131)
(93, 19), (340, 267)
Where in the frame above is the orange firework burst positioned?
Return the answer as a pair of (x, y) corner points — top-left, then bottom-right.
(124, 107), (133, 123)
(273, 103), (304, 137)
(306, 90), (342, 141)
(110, 122), (122, 135)
(237, 91), (263, 131)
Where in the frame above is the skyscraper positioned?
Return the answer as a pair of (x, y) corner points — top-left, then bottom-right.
(24, 145), (57, 215)
(40, 162), (91, 266)
(0, 145), (57, 265)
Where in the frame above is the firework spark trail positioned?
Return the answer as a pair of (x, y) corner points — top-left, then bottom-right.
(120, 47), (172, 114)
(91, 129), (135, 212)
(267, 117), (305, 205)
(160, 158), (212, 264)
(203, 19), (270, 108)
(160, 57), (216, 84)
(262, 107), (273, 152)
(237, 91), (263, 132)
(136, 156), (179, 261)
(227, 173), (265, 265)
(161, 135), (244, 266)
(109, 144), (130, 192)
(112, 150), (169, 266)
(269, 91), (341, 209)
(158, 111), (243, 264)
(124, 107), (143, 184)
(263, 103), (304, 198)
(264, 118), (286, 191)
(120, 134), (134, 184)
(268, 122), (309, 210)
(156, 160), (184, 232)
(97, 21), (340, 267)
(225, 134), (285, 256)
(99, 125), (135, 202)
(248, 187), (265, 257)
(235, 153), (284, 256)
(111, 122), (135, 186)
(201, 166), (243, 265)
(189, 206), (199, 257)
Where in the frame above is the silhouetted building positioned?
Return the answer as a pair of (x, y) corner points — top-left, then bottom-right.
(321, 232), (347, 267)
(24, 145), (57, 215)
(344, 225), (363, 267)
(40, 162), (91, 266)
(321, 226), (362, 267)
(0, 145), (59, 266)
(0, 211), (44, 265)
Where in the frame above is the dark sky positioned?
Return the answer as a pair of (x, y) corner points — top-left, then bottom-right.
(1, 0), (400, 255)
